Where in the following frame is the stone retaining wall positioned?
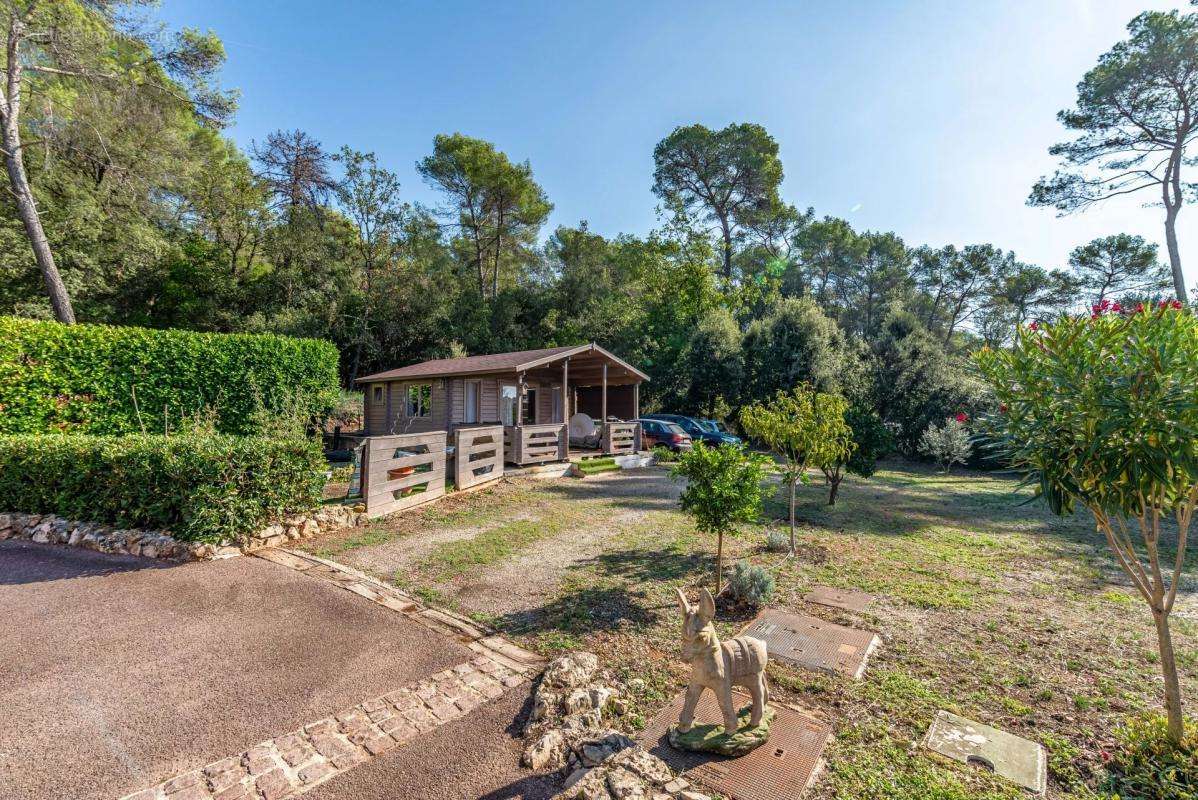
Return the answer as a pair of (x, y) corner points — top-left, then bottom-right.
(0, 504), (367, 562)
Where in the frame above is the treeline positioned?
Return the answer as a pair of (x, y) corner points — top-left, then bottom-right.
(0, 3), (1180, 454)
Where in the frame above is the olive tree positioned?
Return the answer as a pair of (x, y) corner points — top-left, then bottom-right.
(671, 444), (768, 593)
(823, 405), (891, 506)
(740, 386), (852, 551)
(975, 304), (1198, 744)
(918, 416), (972, 473)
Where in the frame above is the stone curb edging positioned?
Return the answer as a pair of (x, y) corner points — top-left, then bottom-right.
(0, 505), (367, 563)
(117, 654), (528, 800)
(253, 547), (547, 675)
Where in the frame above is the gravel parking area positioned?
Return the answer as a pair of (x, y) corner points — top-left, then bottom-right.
(0, 541), (473, 800)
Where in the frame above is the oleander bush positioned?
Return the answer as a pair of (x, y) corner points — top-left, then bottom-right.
(0, 434), (325, 542)
(0, 316), (340, 436)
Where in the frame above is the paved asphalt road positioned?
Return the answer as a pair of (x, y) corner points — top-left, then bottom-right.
(0, 540), (474, 800)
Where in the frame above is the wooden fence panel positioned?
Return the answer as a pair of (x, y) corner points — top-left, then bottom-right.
(362, 431), (447, 519)
(602, 422), (639, 455)
(454, 425), (504, 490)
(503, 423), (566, 465)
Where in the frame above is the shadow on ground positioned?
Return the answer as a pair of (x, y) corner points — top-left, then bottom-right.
(0, 539), (173, 586)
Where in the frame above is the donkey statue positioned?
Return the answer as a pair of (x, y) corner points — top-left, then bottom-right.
(675, 587), (769, 735)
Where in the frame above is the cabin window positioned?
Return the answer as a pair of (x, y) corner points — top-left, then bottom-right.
(500, 384), (518, 426)
(406, 383), (431, 417)
(523, 389), (538, 424)
(464, 380), (481, 424)
(372, 385), (384, 403)
(551, 386), (563, 423)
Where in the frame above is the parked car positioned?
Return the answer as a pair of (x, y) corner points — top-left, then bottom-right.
(638, 418), (693, 452)
(642, 413), (741, 447)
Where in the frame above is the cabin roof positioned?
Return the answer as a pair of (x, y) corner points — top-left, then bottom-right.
(356, 343), (649, 384)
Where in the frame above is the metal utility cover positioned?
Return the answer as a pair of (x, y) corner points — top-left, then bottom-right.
(803, 585), (874, 613)
(923, 710), (1046, 795)
(640, 690), (831, 800)
(740, 609), (879, 679)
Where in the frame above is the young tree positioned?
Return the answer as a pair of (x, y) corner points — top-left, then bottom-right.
(740, 386), (852, 551)
(1069, 234), (1170, 304)
(822, 405), (891, 506)
(0, 1), (233, 323)
(918, 416), (972, 473)
(976, 304), (1198, 744)
(1030, 10), (1198, 303)
(417, 133), (551, 301)
(652, 123), (784, 283)
(672, 444), (768, 593)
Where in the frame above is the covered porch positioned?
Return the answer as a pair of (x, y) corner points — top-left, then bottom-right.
(502, 344), (646, 466)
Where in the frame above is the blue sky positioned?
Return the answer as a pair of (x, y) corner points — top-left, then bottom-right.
(159, 0), (1197, 288)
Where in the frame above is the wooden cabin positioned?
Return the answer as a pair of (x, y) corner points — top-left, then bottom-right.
(355, 344), (648, 465)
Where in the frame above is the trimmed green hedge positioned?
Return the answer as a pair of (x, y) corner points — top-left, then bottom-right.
(0, 317), (340, 436)
(0, 434), (325, 542)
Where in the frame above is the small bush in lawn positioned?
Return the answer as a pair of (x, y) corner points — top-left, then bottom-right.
(1103, 715), (1198, 800)
(729, 560), (775, 607)
(917, 416), (972, 473)
(0, 434), (324, 542)
(652, 445), (677, 463)
(765, 530), (790, 553)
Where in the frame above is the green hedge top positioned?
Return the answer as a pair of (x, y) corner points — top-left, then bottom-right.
(0, 317), (340, 436)
(0, 434), (325, 543)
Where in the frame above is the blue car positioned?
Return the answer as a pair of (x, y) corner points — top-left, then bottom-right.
(641, 413), (741, 447)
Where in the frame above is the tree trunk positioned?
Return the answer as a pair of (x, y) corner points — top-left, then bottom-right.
(1164, 206), (1188, 304)
(828, 476), (840, 506)
(715, 530), (724, 595)
(0, 20), (74, 324)
(720, 217), (733, 284)
(1154, 607), (1186, 745)
(788, 478), (797, 553)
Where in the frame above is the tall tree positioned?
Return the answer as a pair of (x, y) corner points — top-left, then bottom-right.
(1030, 10), (1198, 303)
(652, 123), (783, 283)
(333, 147), (405, 384)
(1068, 234), (1170, 304)
(418, 133), (551, 301)
(252, 130), (335, 222)
(0, 0), (233, 323)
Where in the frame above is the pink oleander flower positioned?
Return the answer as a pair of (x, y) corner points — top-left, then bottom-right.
(955, 412), (968, 423)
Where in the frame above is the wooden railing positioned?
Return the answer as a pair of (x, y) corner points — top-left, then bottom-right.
(453, 425), (504, 490)
(361, 432), (447, 519)
(601, 422), (640, 455)
(503, 423), (567, 465)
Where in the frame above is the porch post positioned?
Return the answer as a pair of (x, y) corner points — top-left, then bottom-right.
(601, 363), (608, 421)
(562, 358), (569, 423)
(633, 381), (639, 420)
(517, 371), (527, 463)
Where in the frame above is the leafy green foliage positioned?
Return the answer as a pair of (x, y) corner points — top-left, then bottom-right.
(672, 443), (768, 590)
(672, 444), (768, 536)
(742, 384), (853, 514)
(918, 418), (972, 473)
(0, 316), (340, 436)
(845, 405), (892, 479)
(741, 297), (848, 400)
(975, 304), (1198, 742)
(1103, 715), (1198, 800)
(728, 560), (775, 607)
(0, 434), (324, 542)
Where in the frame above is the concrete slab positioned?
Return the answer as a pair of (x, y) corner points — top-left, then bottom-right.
(803, 585), (874, 613)
(739, 608), (879, 679)
(639, 689), (831, 800)
(923, 710), (1046, 795)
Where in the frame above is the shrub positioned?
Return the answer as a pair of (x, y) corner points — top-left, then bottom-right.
(652, 445), (678, 463)
(1103, 715), (1198, 799)
(0, 434), (324, 542)
(975, 303), (1198, 744)
(672, 443), (769, 592)
(765, 530), (790, 553)
(741, 385), (853, 540)
(0, 316), (340, 436)
(729, 560), (775, 607)
(918, 416), (972, 473)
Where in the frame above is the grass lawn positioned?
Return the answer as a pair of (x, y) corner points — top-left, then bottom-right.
(308, 461), (1198, 799)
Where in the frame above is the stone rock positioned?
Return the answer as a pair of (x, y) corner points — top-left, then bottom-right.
(542, 652), (599, 690)
(562, 768), (590, 790)
(524, 729), (567, 771)
(301, 519), (319, 537)
(612, 749), (674, 787)
(606, 768), (648, 800)
(578, 732), (634, 767)
(678, 792), (711, 800)
(559, 766), (611, 800)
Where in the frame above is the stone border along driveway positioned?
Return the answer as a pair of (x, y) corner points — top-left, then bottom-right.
(119, 548), (545, 800)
